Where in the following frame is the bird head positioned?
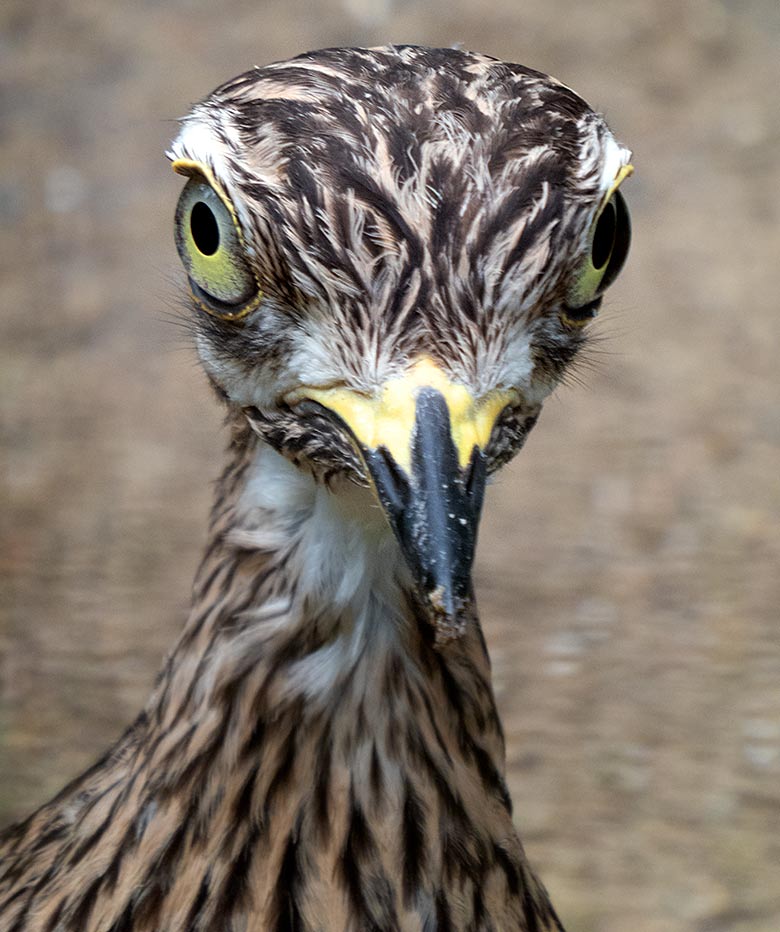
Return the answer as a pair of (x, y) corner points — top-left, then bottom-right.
(169, 46), (632, 643)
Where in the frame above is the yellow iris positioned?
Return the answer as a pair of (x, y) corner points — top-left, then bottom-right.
(173, 161), (262, 320)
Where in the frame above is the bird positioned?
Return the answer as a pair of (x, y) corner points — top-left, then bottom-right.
(0, 44), (632, 932)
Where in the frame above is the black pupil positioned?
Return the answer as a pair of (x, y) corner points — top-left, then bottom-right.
(591, 199), (616, 269)
(191, 201), (220, 256)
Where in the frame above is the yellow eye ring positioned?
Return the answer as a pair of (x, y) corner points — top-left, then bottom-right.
(172, 160), (262, 320)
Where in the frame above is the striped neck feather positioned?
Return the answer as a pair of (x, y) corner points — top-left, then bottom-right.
(0, 429), (563, 932)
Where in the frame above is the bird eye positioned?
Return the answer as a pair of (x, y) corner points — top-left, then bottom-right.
(174, 176), (261, 320)
(563, 188), (631, 325)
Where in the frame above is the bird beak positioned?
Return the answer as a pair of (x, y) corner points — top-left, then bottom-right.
(293, 358), (516, 644)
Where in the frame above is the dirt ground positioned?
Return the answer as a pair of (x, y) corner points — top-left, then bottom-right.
(1, 1), (779, 929)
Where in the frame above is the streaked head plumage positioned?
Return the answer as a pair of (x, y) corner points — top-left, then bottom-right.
(170, 44), (631, 415)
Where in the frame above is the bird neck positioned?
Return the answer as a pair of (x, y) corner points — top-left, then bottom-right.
(139, 424), (558, 929)
(0, 423), (562, 932)
(155, 424), (508, 787)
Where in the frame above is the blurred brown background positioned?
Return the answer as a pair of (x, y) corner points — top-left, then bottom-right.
(1, 1), (779, 929)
